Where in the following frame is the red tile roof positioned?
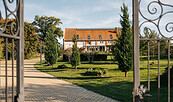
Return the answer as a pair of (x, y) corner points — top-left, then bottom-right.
(64, 28), (119, 41)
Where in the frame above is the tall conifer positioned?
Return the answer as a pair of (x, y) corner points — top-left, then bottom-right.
(115, 3), (133, 77)
(44, 26), (58, 67)
(71, 35), (80, 70)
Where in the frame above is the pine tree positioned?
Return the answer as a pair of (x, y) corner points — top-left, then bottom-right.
(114, 3), (133, 77)
(44, 26), (58, 67)
(71, 35), (80, 70)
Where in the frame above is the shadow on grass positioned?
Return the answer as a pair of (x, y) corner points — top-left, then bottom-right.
(79, 80), (172, 102)
(57, 76), (111, 80)
(37, 68), (66, 72)
(24, 76), (59, 79)
(140, 67), (160, 70)
(81, 62), (118, 65)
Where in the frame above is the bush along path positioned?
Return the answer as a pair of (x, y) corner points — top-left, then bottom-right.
(24, 57), (119, 102)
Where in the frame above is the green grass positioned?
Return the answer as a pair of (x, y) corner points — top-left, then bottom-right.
(35, 56), (173, 102)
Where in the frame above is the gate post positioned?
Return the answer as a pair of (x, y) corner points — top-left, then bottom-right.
(16, 0), (24, 101)
(133, 0), (140, 101)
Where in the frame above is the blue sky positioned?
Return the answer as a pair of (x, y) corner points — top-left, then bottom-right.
(24, 0), (132, 28)
(0, 0), (172, 44)
(24, 0), (132, 43)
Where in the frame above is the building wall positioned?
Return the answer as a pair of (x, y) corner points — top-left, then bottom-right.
(64, 40), (113, 50)
(64, 42), (73, 49)
(64, 28), (118, 51)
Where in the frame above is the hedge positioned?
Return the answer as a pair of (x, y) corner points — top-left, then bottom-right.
(63, 53), (107, 61)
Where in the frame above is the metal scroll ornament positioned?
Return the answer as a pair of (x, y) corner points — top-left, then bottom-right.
(0, 0), (19, 36)
(136, 85), (151, 99)
(139, 0), (173, 39)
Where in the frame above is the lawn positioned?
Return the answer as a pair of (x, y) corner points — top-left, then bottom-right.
(35, 56), (173, 102)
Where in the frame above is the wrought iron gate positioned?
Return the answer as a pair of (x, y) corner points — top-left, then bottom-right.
(0, 0), (24, 102)
(133, 0), (172, 102)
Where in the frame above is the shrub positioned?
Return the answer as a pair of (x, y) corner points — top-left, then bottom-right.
(84, 68), (108, 76)
(57, 64), (68, 69)
(103, 69), (108, 75)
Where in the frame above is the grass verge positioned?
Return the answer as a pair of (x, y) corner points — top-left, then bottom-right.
(35, 56), (173, 102)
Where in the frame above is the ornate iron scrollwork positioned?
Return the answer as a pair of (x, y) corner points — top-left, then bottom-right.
(136, 85), (152, 99)
(139, 0), (173, 39)
(0, 0), (19, 36)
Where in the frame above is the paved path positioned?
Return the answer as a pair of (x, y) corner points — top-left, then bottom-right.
(1, 58), (119, 102)
(24, 58), (119, 102)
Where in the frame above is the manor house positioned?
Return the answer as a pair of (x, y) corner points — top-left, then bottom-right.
(63, 28), (119, 52)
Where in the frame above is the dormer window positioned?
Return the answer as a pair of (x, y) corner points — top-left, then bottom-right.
(77, 35), (79, 39)
(99, 35), (102, 39)
(110, 34), (113, 39)
(88, 35), (90, 39)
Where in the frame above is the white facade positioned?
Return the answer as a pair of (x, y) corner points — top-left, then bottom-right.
(64, 40), (113, 52)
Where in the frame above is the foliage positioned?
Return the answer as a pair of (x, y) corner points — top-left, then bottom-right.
(70, 35), (80, 70)
(0, 38), (5, 59)
(24, 22), (40, 59)
(35, 56), (173, 102)
(140, 27), (149, 55)
(63, 48), (72, 62)
(79, 47), (86, 53)
(0, 18), (16, 59)
(0, 18), (40, 59)
(140, 27), (168, 63)
(57, 64), (68, 69)
(63, 53), (108, 61)
(113, 3), (133, 77)
(85, 51), (95, 63)
(32, 15), (63, 41)
(57, 42), (63, 57)
(84, 68), (108, 76)
(0, 18), (16, 34)
(160, 39), (168, 55)
(44, 26), (58, 66)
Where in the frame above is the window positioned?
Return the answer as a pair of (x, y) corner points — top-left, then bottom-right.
(88, 35), (90, 39)
(77, 35), (79, 39)
(110, 34), (113, 39)
(99, 35), (102, 39)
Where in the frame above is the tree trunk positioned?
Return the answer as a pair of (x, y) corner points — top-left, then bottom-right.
(75, 65), (77, 71)
(125, 72), (128, 77)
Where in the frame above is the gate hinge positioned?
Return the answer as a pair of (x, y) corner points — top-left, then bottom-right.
(136, 85), (152, 99)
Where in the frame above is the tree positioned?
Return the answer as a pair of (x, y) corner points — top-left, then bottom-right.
(24, 22), (40, 59)
(160, 39), (168, 55)
(32, 15), (63, 41)
(71, 35), (80, 70)
(113, 3), (133, 77)
(0, 18), (40, 59)
(0, 38), (4, 59)
(44, 26), (58, 67)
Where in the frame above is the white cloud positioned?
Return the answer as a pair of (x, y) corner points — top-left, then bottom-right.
(24, 0), (132, 44)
